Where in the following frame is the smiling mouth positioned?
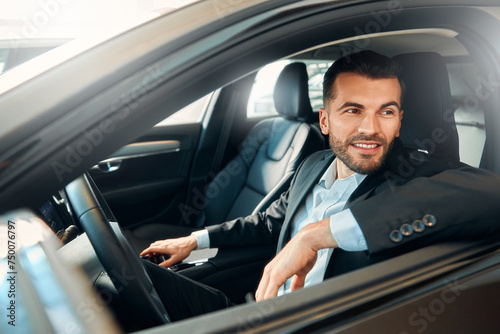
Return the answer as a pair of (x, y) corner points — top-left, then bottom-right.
(352, 143), (381, 149)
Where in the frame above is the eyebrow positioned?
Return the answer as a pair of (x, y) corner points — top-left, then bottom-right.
(381, 101), (401, 110)
(337, 101), (401, 111)
(337, 102), (364, 111)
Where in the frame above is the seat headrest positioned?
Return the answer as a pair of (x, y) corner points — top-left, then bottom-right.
(273, 62), (313, 120)
(393, 52), (459, 161)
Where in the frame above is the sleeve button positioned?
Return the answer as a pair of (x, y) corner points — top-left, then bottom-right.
(412, 219), (426, 232)
(389, 230), (403, 243)
(400, 223), (413, 236)
(423, 214), (437, 227)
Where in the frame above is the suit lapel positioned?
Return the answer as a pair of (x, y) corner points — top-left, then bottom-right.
(276, 151), (334, 251)
(344, 172), (387, 208)
(288, 152), (334, 217)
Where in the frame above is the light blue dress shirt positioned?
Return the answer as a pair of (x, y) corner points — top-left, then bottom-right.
(279, 159), (367, 295)
(193, 159), (369, 295)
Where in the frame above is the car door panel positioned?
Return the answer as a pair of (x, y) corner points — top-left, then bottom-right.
(89, 122), (201, 228)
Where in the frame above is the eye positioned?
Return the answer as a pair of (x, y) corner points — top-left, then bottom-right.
(345, 108), (360, 114)
(381, 109), (396, 115)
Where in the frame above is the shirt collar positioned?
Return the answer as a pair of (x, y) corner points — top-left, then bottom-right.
(319, 158), (367, 189)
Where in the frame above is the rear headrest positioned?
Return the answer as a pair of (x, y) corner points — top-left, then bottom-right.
(273, 62), (313, 120)
(393, 52), (459, 161)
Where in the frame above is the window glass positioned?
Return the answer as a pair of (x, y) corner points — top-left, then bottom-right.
(247, 59), (332, 118)
(155, 93), (212, 126)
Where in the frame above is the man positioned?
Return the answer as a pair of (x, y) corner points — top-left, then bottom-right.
(141, 50), (500, 319)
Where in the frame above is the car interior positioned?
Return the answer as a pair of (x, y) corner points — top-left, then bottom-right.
(15, 2), (500, 333)
(48, 29), (488, 320)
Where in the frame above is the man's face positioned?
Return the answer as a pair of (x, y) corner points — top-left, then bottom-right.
(319, 73), (403, 178)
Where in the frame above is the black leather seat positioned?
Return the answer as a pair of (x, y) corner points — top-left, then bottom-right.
(126, 62), (324, 251)
(393, 52), (460, 161)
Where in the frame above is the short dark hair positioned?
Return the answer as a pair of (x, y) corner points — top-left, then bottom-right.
(323, 50), (405, 107)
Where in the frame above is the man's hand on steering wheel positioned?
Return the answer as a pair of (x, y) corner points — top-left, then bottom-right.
(141, 234), (198, 268)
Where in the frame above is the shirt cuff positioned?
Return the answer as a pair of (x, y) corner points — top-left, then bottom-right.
(330, 209), (368, 251)
(191, 229), (210, 249)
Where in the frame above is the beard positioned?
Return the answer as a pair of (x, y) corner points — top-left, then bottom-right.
(329, 133), (394, 175)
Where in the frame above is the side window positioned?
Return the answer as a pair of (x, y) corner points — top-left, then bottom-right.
(246, 59), (332, 118)
(155, 93), (213, 126)
(447, 62), (486, 167)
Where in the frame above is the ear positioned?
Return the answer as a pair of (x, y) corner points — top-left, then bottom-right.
(396, 109), (404, 137)
(319, 108), (330, 135)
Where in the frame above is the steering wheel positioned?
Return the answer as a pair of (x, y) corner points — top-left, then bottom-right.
(65, 174), (170, 328)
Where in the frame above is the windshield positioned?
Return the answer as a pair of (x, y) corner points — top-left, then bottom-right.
(0, 0), (200, 74)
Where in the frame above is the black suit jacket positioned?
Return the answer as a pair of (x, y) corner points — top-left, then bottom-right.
(207, 138), (500, 279)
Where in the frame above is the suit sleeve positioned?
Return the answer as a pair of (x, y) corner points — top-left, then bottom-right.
(351, 165), (500, 257)
(206, 189), (289, 248)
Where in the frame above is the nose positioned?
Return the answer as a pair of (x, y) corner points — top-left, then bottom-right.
(358, 113), (381, 135)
